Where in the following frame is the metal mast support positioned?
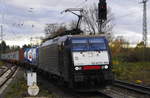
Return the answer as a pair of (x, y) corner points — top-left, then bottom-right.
(141, 0), (148, 47)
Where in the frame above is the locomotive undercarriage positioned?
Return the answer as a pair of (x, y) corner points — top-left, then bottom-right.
(72, 70), (114, 89)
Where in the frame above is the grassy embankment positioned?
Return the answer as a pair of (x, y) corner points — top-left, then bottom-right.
(113, 61), (150, 85)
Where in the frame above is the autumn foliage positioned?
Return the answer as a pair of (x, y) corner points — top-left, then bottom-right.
(110, 37), (150, 62)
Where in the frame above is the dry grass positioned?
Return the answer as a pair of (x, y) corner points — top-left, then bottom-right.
(113, 62), (150, 85)
(5, 76), (28, 98)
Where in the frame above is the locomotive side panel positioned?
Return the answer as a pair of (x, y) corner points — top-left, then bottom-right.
(39, 44), (60, 76)
(60, 48), (72, 82)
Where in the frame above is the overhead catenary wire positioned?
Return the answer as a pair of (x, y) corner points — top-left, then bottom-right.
(1, 0), (19, 41)
(1, 0), (37, 43)
(58, 0), (88, 23)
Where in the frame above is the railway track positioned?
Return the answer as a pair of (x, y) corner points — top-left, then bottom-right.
(0, 64), (18, 90)
(98, 80), (150, 98)
(0, 67), (9, 77)
(72, 91), (112, 98)
(114, 80), (150, 96)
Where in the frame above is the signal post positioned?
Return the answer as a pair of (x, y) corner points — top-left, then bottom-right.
(98, 0), (107, 34)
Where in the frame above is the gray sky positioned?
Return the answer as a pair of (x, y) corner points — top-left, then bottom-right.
(0, 0), (149, 46)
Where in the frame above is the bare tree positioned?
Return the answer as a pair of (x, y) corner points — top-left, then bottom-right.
(44, 23), (67, 41)
(82, 3), (114, 40)
(70, 20), (78, 30)
(44, 23), (58, 37)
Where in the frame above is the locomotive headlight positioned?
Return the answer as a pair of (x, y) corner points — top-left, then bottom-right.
(104, 65), (109, 69)
(75, 67), (82, 70)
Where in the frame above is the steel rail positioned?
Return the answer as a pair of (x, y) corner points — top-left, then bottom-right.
(0, 67), (9, 77)
(98, 91), (113, 98)
(0, 66), (17, 88)
(114, 80), (150, 95)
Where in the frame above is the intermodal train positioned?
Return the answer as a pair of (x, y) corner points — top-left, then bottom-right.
(1, 35), (114, 89)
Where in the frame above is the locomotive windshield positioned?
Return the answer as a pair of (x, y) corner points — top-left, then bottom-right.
(89, 38), (106, 50)
(72, 38), (89, 51)
(71, 37), (107, 51)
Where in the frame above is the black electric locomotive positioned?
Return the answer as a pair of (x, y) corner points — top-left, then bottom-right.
(38, 35), (114, 89)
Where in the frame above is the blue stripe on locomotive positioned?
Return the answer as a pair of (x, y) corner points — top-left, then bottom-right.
(24, 47), (38, 65)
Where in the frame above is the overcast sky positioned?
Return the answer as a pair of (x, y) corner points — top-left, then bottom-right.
(0, 0), (149, 46)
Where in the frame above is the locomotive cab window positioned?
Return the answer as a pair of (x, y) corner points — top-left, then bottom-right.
(71, 38), (88, 51)
(71, 37), (107, 51)
(89, 38), (107, 50)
